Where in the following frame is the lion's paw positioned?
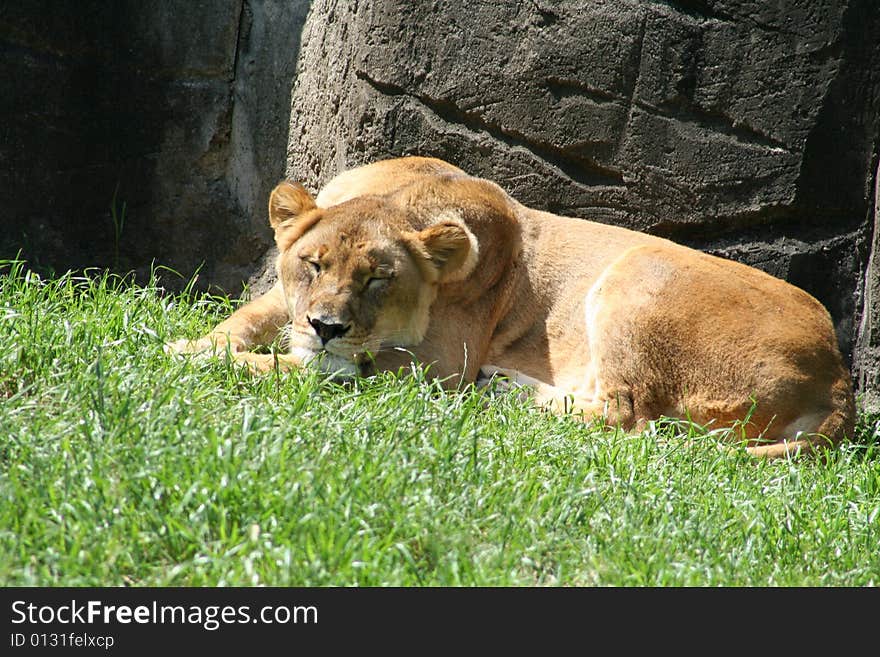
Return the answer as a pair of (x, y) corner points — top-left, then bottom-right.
(163, 335), (245, 357)
(476, 365), (537, 402)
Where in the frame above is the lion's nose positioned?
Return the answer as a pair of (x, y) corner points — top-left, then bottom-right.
(308, 316), (351, 345)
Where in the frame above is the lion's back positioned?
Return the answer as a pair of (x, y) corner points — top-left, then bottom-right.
(315, 157), (465, 207)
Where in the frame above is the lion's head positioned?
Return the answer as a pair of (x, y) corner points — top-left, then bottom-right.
(268, 180), (479, 372)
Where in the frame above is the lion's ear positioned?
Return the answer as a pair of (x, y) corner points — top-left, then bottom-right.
(269, 181), (316, 228)
(407, 217), (479, 283)
(268, 181), (320, 251)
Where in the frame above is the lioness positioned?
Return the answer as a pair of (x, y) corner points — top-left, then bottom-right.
(167, 156), (855, 458)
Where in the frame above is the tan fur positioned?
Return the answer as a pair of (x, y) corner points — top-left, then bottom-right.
(166, 156), (856, 458)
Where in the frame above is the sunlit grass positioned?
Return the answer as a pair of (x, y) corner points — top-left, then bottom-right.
(1, 261), (878, 586)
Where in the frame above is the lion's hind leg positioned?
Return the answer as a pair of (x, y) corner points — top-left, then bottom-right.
(744, 393), (854, 459)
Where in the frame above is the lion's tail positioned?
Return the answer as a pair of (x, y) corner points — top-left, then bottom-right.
(746, 375), (856, 459)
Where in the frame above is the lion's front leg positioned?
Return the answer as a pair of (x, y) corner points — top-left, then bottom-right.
(231, 351), (305, 374)
(478, 364), (634, 428)
(233, 348), (361, 378)
(165, 282), (289, 357)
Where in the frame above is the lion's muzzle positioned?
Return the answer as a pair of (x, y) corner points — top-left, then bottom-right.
(307, 315), (351, 346)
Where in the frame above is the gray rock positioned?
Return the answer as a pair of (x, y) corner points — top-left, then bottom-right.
(855, 161), (880, 410)
(0, 0), (309, 293)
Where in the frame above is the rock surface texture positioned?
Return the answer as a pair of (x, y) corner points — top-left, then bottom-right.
(1, 0), (308, 291)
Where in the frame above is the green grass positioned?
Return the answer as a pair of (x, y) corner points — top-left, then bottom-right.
(1, 260), (878, 586)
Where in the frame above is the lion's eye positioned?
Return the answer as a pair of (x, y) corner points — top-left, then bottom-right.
(364, 265), (393, 290)
(303, 258), (321, 275)
(366, 271), (393, 290)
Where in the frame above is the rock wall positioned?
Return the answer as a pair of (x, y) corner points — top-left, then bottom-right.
(286, 0), (880, 385)
(0, 0), (309, 292)
(855, 162), (880, 408)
